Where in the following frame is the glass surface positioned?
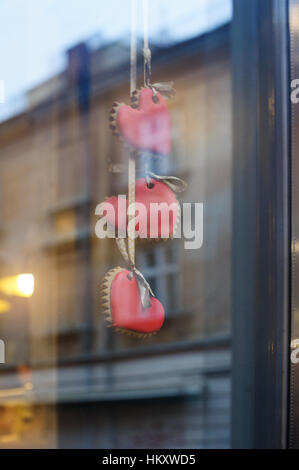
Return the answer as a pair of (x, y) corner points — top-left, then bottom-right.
(0, 0), (232, 448)
(289, 0), (299, 449)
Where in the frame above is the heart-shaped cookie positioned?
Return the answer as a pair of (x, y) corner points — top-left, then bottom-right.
(105, 177), (179, 239)
(101, 267), (165, 336)
(110, 88), (171, 155)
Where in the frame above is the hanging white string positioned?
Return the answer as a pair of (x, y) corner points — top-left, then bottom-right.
(114, 0), (155, 309)
(142, 0), (175, 100)
(141, 0), (175, 98)
(127, 0), (137, 266)
(142, 0), (151, 87)
(130, 0), (137, 95)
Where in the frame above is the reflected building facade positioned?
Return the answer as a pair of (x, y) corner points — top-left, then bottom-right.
(0, 24), (231, 448)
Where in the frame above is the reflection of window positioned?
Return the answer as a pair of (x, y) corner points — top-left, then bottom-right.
(136, 107), (187, 178)
(136, 153), (174, 184)
(137, 243), (180, 315)
(170, 107), (187, 172)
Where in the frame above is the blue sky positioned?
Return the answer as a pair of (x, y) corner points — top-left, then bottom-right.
(0, 0), (231, 121)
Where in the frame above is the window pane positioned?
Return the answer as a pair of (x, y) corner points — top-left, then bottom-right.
(0, 0), (232, 449)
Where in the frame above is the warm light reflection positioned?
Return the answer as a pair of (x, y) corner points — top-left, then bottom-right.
(16, 274), (35, 297)
(0, 273), (35, 298)
(0, 299), (11, 313)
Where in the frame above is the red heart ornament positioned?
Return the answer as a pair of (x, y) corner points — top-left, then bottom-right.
(101, 267), (165, 335)
(112, 88), (171, 155)
(105, 178), (179, 238)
